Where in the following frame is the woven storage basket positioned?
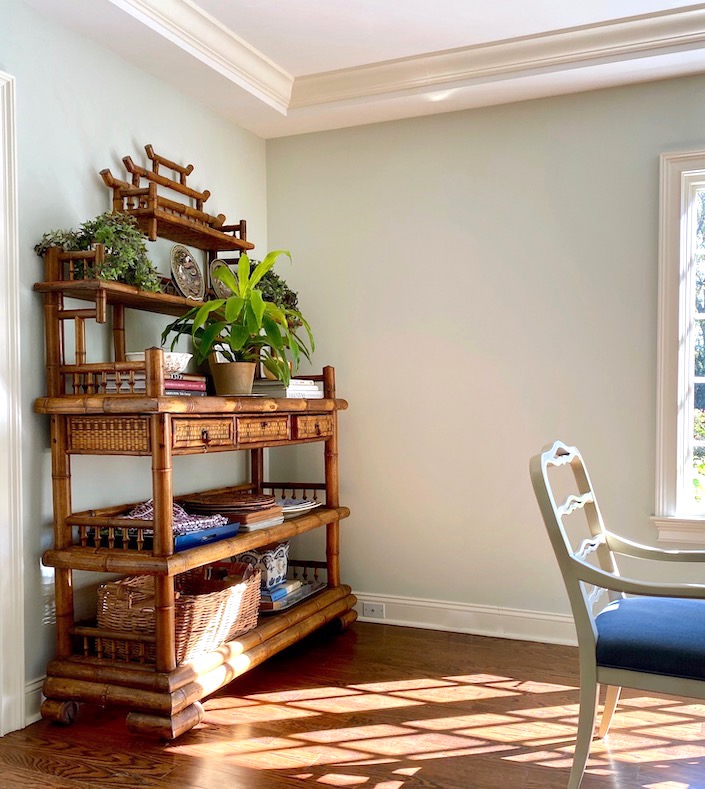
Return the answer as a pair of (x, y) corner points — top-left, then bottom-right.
(96, 561), (261, 664)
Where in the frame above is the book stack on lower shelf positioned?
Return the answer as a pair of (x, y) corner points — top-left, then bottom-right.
(259, 577), (327, 612)
(252, 378), (324, 398)
(105, 372), (208, 396)
(180, 491), (284, 532)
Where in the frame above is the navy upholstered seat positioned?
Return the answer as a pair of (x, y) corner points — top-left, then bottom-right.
(596, 596), (705, 681)
(530, 441), (705, 789)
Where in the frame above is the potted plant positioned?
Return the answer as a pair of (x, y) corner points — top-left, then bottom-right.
(161, 250), (314, 394)
(34, 211), (163, 293)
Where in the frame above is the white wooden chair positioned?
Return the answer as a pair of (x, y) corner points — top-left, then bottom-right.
(530, 440), (705, 789)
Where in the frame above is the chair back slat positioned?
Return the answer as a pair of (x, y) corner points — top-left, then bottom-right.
(575, 532), (606, 562)
(558, 492), (595, 518)
(530, 440), (623, 646)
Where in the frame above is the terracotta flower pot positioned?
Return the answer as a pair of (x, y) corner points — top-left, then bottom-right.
(209, 359), (256, 395)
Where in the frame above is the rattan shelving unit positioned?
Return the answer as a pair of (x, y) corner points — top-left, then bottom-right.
(33, 244), (355, 739)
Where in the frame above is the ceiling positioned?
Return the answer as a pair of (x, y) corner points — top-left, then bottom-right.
(22, 0), (705, 138)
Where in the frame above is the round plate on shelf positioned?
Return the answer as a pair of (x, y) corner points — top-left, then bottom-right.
(280, 498), (323, 518)
(171, 245), (205, 300)
(209, 259), (234, 299)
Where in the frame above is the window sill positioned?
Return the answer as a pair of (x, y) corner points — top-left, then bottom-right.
(652, 516), (705, 544)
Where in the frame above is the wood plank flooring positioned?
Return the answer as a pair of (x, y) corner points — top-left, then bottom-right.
(2, 622), (705, 788)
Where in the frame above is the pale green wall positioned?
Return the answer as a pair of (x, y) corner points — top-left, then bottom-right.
(1, 0), (268, 682)
(6, 0), (705, 702)
(266, 74), (705, 612)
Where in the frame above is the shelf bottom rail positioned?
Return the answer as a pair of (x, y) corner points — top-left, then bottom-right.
(42, 585), (358, 737)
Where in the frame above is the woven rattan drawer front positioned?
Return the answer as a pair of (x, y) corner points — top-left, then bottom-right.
(68, 417), (151, 454)
(236, 416), (290, 444)
(172, 418), (235, 449)
(292, 414), (334, 440)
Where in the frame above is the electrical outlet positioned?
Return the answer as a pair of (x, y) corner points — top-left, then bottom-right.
(362, 602), (385, 619)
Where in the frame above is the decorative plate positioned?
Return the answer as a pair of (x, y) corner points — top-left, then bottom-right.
(280, 498), (323, 518)
(180, 491), (276, 512)
(209, 259), (234, 299)
(171, 245), (205, 300)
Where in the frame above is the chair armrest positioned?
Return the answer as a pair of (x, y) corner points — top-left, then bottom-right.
(605, 531), (705, 562)
(573, 557), (705, 598)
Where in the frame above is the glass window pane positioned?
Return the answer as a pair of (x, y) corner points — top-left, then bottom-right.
(697, 189), (705, 314)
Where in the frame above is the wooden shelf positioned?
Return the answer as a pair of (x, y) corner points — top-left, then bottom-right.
(35, 207), (355, 738)
(42, 506), (350, 574)
(33, 277), (205, 317)
(128, 208), (254, 253)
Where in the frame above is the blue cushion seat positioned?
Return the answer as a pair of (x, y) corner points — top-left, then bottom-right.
(595, 596), (705, 681)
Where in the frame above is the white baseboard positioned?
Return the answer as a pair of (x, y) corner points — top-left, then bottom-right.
(353, 592), (577, 646)
(24, 677), (43, 726)
(21, 596), (575, 727)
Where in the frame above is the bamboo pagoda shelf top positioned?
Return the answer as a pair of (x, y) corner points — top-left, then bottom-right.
(126, 208), (254, 252)
(42, 505), (350, 575)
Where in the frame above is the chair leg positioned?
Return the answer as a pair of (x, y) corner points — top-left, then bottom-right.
(597, 685), (621, 738)
(568, 678), (599, 789)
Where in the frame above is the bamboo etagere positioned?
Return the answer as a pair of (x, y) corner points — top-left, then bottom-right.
(34, 244), (355, 739)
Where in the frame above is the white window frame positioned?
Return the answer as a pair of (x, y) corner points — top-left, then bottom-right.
(655, 149), (705, 542)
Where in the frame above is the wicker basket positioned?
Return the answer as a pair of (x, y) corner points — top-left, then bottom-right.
(96, 561), (261, 664)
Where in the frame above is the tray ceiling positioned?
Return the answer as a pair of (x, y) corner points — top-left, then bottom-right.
(22, 0), (705, 138)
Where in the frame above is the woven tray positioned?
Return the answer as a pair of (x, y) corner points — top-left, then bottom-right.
(96, 561), (261, 664)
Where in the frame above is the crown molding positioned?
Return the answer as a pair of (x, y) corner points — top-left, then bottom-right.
(291, 6), (705, 108)
(97, 2), (705, 135)
(107, 0), (293, 113)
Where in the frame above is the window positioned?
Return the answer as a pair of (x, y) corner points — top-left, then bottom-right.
(655, 150), (705, 541)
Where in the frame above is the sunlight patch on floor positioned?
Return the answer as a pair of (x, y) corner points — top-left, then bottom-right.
(168, 676), (705, 784)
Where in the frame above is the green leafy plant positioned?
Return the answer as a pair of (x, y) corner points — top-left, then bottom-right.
(34, 211), (162, 293)
(161, 250), (314, 386)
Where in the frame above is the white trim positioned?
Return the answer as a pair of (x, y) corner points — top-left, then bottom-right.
(657, 150), (705, 523)
(107, 0), (293, 113)
(0, 71), (25, 736)
(102, 3), (705, 117)
(24, 678), (43, 726)
(354, 593), (576, 646)
(292, 7), (705, 108)
(653, 516), (705, 544)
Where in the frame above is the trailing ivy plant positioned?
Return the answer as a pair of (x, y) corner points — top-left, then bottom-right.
(34, 211), (162, 293)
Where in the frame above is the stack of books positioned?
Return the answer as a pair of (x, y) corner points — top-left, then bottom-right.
(235, 505), (284, 532)
(104, 372), (208, 396)
(259, 577), (326, 611)
(252, 378), (324, 399)
(179, 491), (284, 532)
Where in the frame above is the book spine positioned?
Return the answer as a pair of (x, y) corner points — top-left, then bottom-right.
(166, 373), (207, 381)
(162, 379), (207, 391)
(164, 389), (207, 397)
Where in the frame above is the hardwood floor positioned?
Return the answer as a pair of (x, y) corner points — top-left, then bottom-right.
(2, 622), (705, 788)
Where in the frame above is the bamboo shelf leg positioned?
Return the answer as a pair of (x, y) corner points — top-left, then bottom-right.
(151, 413), (176, 674)
(51, 415), (74, 659)
(126, 701), (204, 740)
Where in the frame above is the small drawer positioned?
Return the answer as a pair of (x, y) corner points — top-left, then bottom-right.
(68, 416), (150, 454)
(292, 414), (334, 440)
(236, 416), (290, 444)
(172, 418), (235, 449)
